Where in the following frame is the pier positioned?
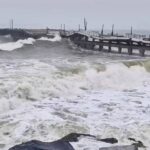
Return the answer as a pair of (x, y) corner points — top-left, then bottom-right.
(1, 27), (150, 57)
(65, 32), (150, 57)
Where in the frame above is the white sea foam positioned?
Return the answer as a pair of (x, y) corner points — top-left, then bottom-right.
(0, 38), (35, 51)
(39, 34), (62, 42)
(0, 59), (150, 150)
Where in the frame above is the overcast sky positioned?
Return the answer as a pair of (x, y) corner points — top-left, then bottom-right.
(0, 0), (149, 30)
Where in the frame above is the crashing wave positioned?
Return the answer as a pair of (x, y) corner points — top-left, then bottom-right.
(0, 59), (149, 108)
(0, 59), (150, 150)
(0, 38), (35, 51)
(38, 34), (62, 42)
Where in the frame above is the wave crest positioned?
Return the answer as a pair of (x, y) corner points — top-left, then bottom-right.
(0, 38), (35, 51)
(38, 34), (61, 42)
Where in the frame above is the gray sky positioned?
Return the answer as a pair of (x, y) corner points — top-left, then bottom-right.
(0, 0), (150, 30)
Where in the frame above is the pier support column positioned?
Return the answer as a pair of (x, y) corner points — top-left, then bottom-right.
(118, 46), (122, 53)
(91, 38), (95, 50)
(128, 40), (133, 55)
(86, 44), (90, 49)
(99, 40), (103, 51)
(77, 41), (81, 47)
(139, 43), (145, 57)
(76, 36), (81, 47)
(128, 47), (133, 55)
(108, 41), (111, 52)
(118, 41), (122, 53)
(139, 48), (145, 57)
(90, 44), (95, 50)
(99, 44), (103, 51)
(87, 43), (91, 49)
(84, 36), (88, 48)
(84, 44), (87, 48)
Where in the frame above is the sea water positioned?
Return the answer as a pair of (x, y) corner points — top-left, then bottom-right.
(0, 34), (150, 150)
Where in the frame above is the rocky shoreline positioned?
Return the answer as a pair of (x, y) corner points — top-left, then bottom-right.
(8, 133), (144, 150)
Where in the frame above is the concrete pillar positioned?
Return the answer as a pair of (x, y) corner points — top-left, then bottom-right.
(91, 38), (95, 49)
(128, 40), (133, 55)
(76, 36), (81, 47)
(139, 43), (145, 57)
(99, 44), (103, 51)
(84, 36), (88, 48)
(85, 36), (88, 41)
(118, 46), (122, 53)
(128, 47), (133, 55)
(87, 43), (91, 49)
(99, 145), (138, 150)
(108, 41), (111, 52)
(139, 48), (145, 57)
(117, 41), (122, 53)
(99, 39), (103, 51)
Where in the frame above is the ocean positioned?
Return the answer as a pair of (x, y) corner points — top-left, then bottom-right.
(0, 33), (150, 150)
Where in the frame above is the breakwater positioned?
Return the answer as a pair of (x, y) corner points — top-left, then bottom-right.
(0, 28), (55, 41)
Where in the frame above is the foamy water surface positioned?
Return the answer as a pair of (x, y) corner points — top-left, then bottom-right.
(0, 34), (150, 150)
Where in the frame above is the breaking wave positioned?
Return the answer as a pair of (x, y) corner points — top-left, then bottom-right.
(0, 33), (62, 52)
(0, 59), (150, 112)
(38, 34), (62, 42)
(0, 38), (35, 51)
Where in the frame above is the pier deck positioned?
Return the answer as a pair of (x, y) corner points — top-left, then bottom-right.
(66, 32), (150, 57)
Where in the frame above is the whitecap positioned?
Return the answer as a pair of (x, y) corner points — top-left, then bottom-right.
(38, 34), (61, 42)
(0, 38), (35, 51)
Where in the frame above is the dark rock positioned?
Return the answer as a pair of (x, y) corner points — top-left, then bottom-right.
(9, 140), (75, 150)
(99, 138), (118, 144)
(61, 133), (96, 142)
(9, 133), (136, 150)
(61, 133), (118, 144)
(128, 138), (146, 148)
(99, 145), (138, 150)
